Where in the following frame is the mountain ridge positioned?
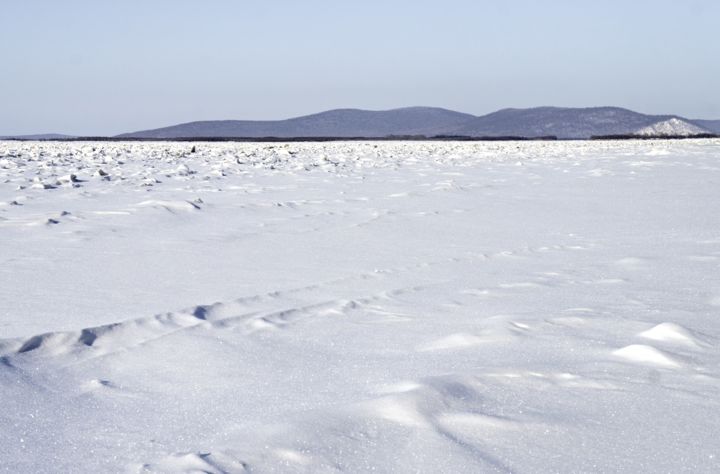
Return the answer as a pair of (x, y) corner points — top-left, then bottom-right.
(691, 119), (720, 134)
(116, 106), (717, 139)
(446, 106), (689, 138)
(0, 133), (75, 140)
(3, 107), (718, 140)
(117, 107), (476, 139)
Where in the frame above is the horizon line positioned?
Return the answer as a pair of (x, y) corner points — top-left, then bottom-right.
(3, 104), (719, 137)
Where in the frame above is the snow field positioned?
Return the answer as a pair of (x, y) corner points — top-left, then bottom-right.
(1, 139), (720, 472)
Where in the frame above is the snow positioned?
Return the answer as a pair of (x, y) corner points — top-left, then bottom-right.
(634, 117), (709, 136)
(1, 139), (720, 472)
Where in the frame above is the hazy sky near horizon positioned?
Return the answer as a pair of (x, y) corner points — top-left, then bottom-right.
(2, 0), (719, 135)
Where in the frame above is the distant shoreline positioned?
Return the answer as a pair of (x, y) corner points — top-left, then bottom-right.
(4, 106), (719, 141)
(1, 134), (718, 143)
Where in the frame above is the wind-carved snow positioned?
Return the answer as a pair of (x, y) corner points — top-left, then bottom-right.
(635, 117), (709, 136)
(1, 139), (720, 473)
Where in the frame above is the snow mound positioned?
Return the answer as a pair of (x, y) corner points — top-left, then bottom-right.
(638, 322), (701, 347)
(635, 118), (708, 136)
(613, 344), (681, 368)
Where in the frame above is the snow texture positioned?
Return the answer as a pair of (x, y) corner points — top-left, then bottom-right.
(1, 139), (720, 473)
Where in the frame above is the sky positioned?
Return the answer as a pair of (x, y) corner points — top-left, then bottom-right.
(1, 0), (719, 136)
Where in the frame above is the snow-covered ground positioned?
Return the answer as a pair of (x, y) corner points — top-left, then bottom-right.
(1, 139), (719, 473)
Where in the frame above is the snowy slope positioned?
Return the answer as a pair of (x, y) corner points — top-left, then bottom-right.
(635, 118), (709, 136)
(1, 139), (720, 473)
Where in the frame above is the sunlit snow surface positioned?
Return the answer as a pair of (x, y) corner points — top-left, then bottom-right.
(1, 139), (720, 473)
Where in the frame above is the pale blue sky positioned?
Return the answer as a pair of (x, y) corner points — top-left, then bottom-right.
(2, 0), (718, 135)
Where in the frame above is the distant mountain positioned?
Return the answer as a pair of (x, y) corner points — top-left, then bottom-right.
(0, 133), (74, 140)
(691, 119), (720, 134)
(116, 106), (718, 139)
(117, 107), (476, 139)
(7, 108), (715, 140)
(447, 106), (711, 139)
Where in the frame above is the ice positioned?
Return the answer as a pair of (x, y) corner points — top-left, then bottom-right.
(1, 139), (720, 472)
